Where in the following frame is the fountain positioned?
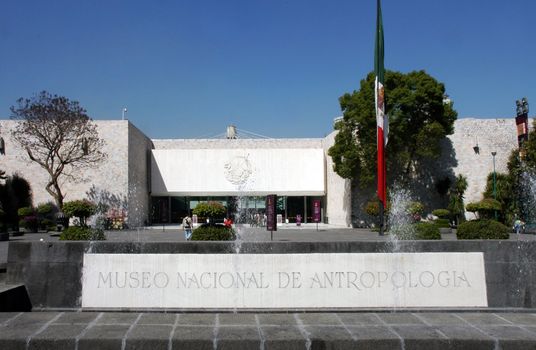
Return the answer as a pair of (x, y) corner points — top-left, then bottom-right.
(386, 184), (417, 251)
(6, 159), (536, 311)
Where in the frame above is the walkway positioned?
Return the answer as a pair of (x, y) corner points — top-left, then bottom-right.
(1, 311), (536, 349)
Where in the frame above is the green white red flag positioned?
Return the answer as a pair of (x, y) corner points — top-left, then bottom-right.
(375, 0), (387, 207)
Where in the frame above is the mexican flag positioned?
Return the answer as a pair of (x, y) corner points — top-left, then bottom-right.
(375, 0), (388, 207)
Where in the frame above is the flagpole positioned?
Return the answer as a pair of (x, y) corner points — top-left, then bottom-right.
(375, 0), (386, 236)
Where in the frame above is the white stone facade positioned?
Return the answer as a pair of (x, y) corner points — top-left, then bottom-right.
(0, 118), (524, 227)
(447, 118), (521, 205)
(0, 120), (152, 227)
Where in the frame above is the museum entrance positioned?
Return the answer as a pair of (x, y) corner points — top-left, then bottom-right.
(150, 195), (324, 225)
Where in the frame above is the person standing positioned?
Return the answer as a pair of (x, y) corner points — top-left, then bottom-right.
(182, 215), (193, 240)
(514, 216), (523, 235)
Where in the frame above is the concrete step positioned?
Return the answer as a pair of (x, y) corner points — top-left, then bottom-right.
(0, 283), (31, 312)
(1, 311), (536, 349)
(0, 265), (5, 284)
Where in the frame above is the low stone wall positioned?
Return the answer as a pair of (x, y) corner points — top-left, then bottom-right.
(6, 240), (536, 309)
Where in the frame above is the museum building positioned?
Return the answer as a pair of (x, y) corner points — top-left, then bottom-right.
(0, 118), (521, 228)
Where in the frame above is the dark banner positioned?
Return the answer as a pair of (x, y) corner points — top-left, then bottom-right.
(266, 195), (277, 231)
(313, 199), (321, 223)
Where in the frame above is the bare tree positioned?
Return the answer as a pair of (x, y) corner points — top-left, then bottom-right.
(10, 91), (106, 209)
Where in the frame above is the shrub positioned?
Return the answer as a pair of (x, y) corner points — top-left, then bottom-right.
(59, 226), (105, 241)
(365, 201), (379, 216)
(37, 202), (58, 230)
(18, 206), (35, 218)
(432, 209), (450, 218)
(365, 201), (391, 217)
(22, 215), (39, 232)
(414, 223), (441, 240)
(456, 219), (509, 240)
(477, 198), (502, 219)
(408, 202), (424, 215)
(193, 201), (226, 222)
(466, 199), (501, 220)
(191, 224), (235, 241)
(0, 174), (33, 231)
(17, 207), (38, 232)
(40, 219), (56, 231)
(434, 218), (451, 228)
(465, 202), (479, 214)
(106, 209), (127, 230)
(63, 200), (97, 227)
(37, 203), (55, 215)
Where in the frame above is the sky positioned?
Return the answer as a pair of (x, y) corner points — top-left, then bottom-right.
(0, 0), (535, 139)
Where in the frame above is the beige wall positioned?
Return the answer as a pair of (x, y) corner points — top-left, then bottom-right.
(323, 131), (352, 227)
(0, 117), (522, 228)
(448, 118), (520, 205)
(0, 120), (130, 207)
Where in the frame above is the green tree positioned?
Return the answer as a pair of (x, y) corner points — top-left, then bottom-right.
(0, 174), (33, 230)
(63, 199), (97, 227)
(448, 174), (468, 225)
(521, 119), (536, 170)
(10, 91), (107, 210)
(484, 173), (513, 224)
(328, 70), (457, 186)
(193, 201), (226, 223)
(491, 121), (536, 225)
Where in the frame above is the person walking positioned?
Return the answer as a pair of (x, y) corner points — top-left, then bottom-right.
(182, 215), (193, 241)
(514, 216), (523, 235)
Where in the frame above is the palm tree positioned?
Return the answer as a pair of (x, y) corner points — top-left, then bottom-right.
(448, 174), (468, 225)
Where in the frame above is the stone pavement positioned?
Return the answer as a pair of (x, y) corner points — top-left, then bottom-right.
(2, 311), (536, 349)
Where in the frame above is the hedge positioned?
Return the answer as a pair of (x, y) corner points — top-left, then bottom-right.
(432, 209), (450, 218)
(414, 223), (441, 240)
(456, 219), (509, 240)
(434, 218), (451, 228)
(59, 226), (106, 241)
(191, 224), (235, 241)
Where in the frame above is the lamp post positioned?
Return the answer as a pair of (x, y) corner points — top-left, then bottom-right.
(122, 107), (127, 120)
(492, 151), (497, 220)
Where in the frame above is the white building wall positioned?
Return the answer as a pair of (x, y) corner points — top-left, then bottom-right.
(151, 147), (325, 196)
(323, 131), (352, 227)
(448, 118), (521, 206)
(127, 123), (154, 227)
(0, 117), (523, 228)
(0, 120), (130, 209)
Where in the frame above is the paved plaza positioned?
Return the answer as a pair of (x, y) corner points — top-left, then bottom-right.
(2, 311), (536, 349)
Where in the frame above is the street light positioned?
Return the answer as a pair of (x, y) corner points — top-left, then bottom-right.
(492, 151), (497, 220)
(122, 107), (128, 120)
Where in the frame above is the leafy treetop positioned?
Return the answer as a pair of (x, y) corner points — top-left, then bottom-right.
(328, 70), (457, 186)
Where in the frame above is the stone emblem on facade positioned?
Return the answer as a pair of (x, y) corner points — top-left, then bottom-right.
(224, 155), (253, 185)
